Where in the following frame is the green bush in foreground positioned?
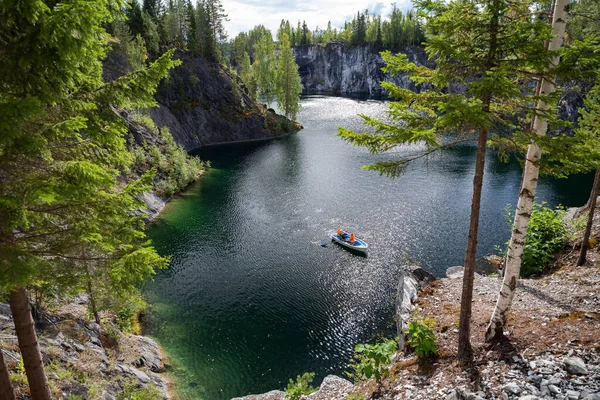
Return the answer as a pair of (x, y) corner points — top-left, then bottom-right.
(406, 317), (437, 359)
(347, 338), (397, 382)
(499, 202), (567, 277)
(285, 372), (317, 400)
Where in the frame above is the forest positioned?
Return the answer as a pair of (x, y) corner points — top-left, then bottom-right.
(1, 0), (600, 399)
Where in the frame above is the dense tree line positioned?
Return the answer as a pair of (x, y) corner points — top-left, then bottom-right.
(118, 0), (228, 61)
(229, 25), (303, 120)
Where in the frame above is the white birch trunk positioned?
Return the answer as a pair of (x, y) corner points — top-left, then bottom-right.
(485, 0), (569, 342)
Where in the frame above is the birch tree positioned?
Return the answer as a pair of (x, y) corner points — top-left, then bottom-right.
(338, 0), (563, 364)
(485, 0), (570, 342)
(252, 29), (277, 106)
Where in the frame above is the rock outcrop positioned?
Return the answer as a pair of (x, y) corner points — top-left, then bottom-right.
(294, 44), (431, 97)
(105, 51), (301, 152)
(395, 265), (437, 349)
(150, 52), (301, 151)
(231, 375), (354, 400)
(0, 297), (171, 399)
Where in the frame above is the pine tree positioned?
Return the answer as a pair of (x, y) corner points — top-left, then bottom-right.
(275, 33), (303, 120)
(0, 0), (178, 396)
(338, 0), (570, 364)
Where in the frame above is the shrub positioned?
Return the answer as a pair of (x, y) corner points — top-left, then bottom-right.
(406, 317), (437, 359)
(117, 381), (164, 400)
(285, 372), (317, 400)
(497, 202), (567, 277)
(347, 338), (397, 382)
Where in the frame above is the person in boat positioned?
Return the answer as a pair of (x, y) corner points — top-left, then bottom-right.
(349, 233), (356, 243)
(337, 227), (343, 237)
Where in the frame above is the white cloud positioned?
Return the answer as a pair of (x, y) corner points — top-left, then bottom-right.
(222, 0), (415, 39)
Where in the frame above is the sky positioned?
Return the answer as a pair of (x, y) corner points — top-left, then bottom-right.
(221, 0), (415, 39)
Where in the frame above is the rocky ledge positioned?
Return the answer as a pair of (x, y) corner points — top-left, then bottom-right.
(232, 249), (600, 400)
(0, 295), (170, 399)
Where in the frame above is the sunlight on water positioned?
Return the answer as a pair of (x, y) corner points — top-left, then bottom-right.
(145, 96), (592, 400)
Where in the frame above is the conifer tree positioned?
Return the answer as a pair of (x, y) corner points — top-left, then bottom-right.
(275, 34), (303, 120)
(0, 0), (178, 396)
(338, 0), (568, 364)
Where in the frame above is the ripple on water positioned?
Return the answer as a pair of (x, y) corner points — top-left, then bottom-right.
(145, 96), (592, 400)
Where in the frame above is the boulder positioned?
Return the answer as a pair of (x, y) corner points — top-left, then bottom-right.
(446, 266), (465, 279)
(60, 383), (89, 400)
(121, 335), (164, 372)
(307, 375), (354, 399)
(117, 363), (151, 384)
(564, 357), (589, 375)
(231, 390), (287, 400)
(396, 265), (436, 348)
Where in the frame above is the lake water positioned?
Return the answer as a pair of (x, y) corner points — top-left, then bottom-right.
(144, 96), (591, 399)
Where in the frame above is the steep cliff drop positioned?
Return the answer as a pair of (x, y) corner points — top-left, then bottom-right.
(294, 44), (430, 97)
(105, 50), (302, 151)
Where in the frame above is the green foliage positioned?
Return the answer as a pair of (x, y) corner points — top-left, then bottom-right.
(275, 33), (303, 120)
(117, 380), (165, 400)
(285, 372), (318, 400)
(0, 0), (178, 327)
(521, 203), (567, 277)
(240, 52), (257, 100)
(347, 338), (397, 382)
(347, 395), (364, 400)
(499, 202), (567, 277)
(252, 27), (277, 105)
(406, 317), (437, 358)
(126, 115), (206, 197)
(337, 0), (600, 181)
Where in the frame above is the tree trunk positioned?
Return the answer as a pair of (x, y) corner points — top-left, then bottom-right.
(9, 287), (52, 400)
(458, 126), (488, 364)
(577, 169), (600, 266)
(485, 0), (569, 343)
(0, 346), (16, 400)
(87, 279), (101, 325)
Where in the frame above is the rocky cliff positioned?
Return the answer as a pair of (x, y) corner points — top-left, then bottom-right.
(294, 44), (587, 130)
(294, 44), (431, 97)
(150, 52), (301, 151)
(105, 50), (301, 152)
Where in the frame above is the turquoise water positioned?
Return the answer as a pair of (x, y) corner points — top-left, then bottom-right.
(144, 96), (591, 399)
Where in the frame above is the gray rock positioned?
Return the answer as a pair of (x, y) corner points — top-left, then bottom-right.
(307, 375), (354, 399)
(129, 335), (164, 372)
(101, 383), (121, 400)
(85, 322), (102, 336)
(566, 390), (581, 400)
(60, 383), (88, 400)
(475, 257), (501, 276)
(231, 390), (287, 400)
(446, 266), (464, 279)
(549, 384), (562, 394)
(294, 44), (432, 97)
(138, 192), (166, 222)
(565, 357), (589, 375)
(117, 363), (151, 384)
(396, 265), (436, 349)
(503, 382), (523, 395)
